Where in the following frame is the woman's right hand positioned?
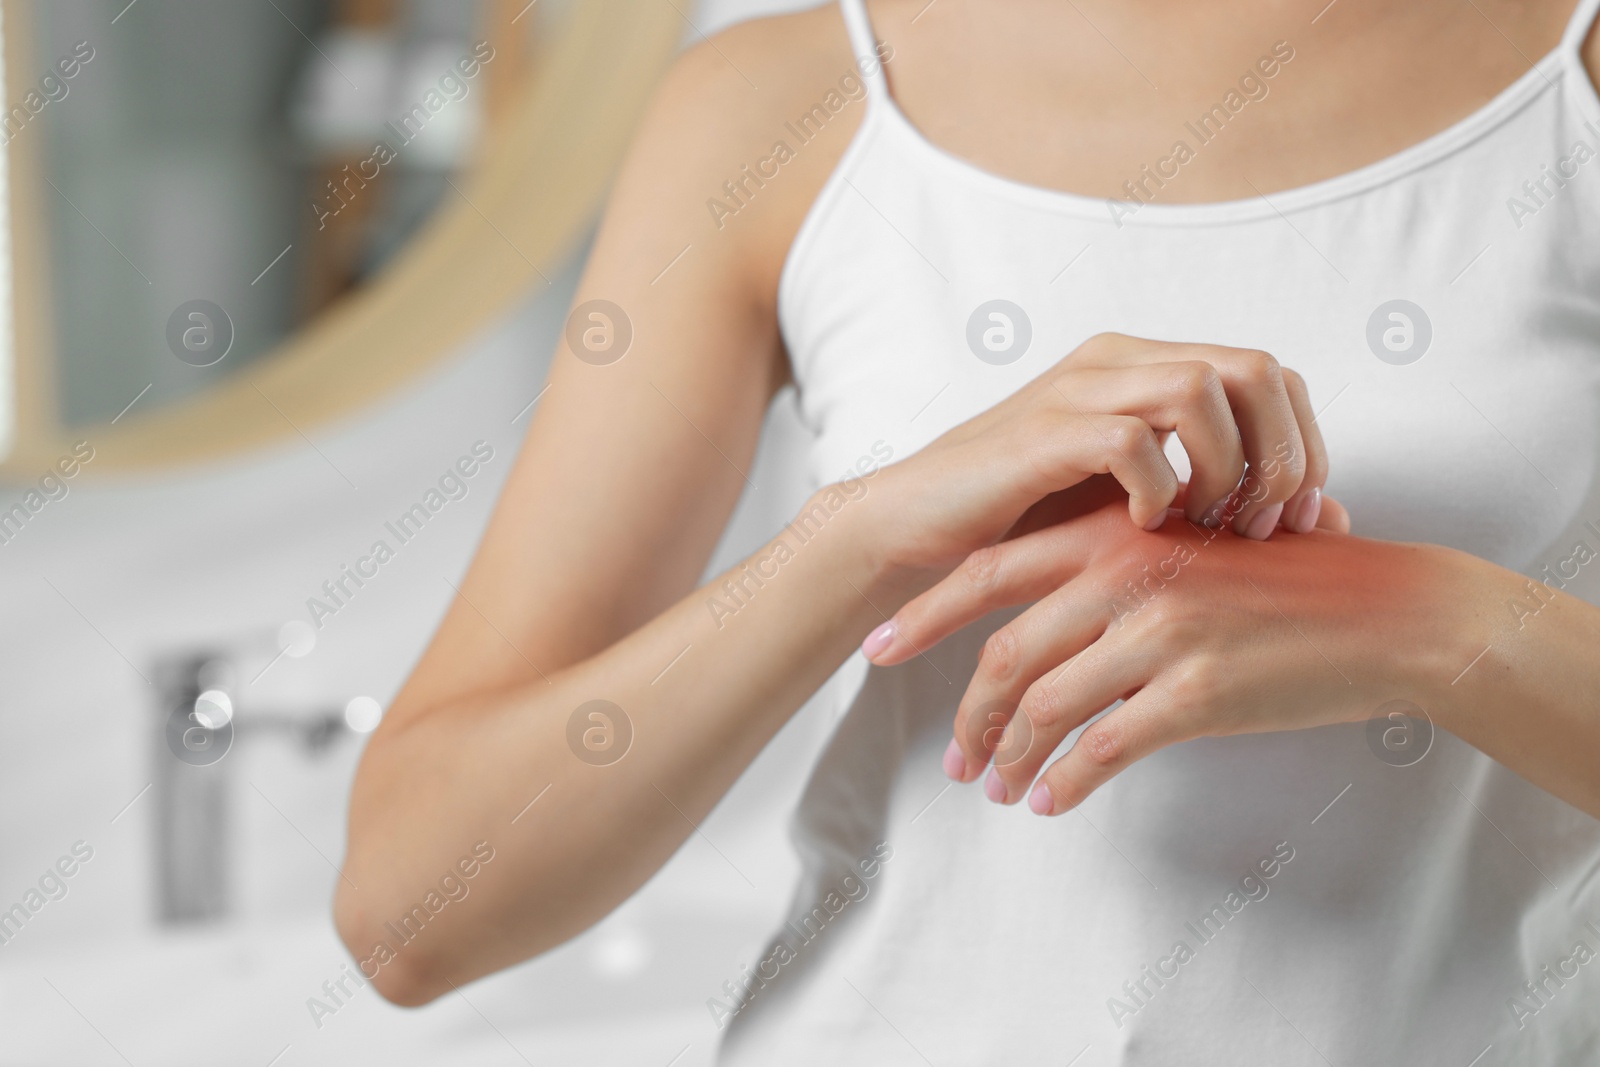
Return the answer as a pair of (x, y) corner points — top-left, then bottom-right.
(868, 332), (1336, 582)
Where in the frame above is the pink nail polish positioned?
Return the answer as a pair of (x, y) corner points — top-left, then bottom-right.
(1243, 502), (1284, 541)
(984, 769), (1007, 804)
(1286, 487), (1322, 534)
(861, 621), (896, 660)
(1028, 782), (1054, 815)
(942, 739), (967, 781)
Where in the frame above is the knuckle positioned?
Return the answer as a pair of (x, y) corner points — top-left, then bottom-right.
(980, 626), (1022, 681)
(1066, 333), (1116, 367)
(1174, 653), (1225, 712)
(1259, 446), (1308, 496)
(1172, 360), (1222, 402)
(1106, 416), (1151, 454)
(960, 545), (1005, 600)
(1137, 592), (1181, 632)
(1021, 679), (1065, 732)
(1071, 332), (1133, 366)
(1079, 720), (1126, 769)
(1237, 349), (1282, 386)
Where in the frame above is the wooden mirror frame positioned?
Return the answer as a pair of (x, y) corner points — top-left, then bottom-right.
(0, 0), (682, 478)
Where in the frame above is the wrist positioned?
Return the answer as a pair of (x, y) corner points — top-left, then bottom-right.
(801, 474), (937, 616)
(1403, 544), (1512, 729)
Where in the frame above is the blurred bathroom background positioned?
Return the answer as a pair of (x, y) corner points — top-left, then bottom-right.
(0, 1), (832, 1063)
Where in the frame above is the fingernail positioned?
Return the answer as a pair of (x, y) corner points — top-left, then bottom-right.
(1142, 508), (1167, 532)
(984, 769), (1007, 804)
(1028, 782), (1054, 815)
(1286, 487), (1322, 534)
(861, 621), (896, 660)
(1199, 495), (1232, 529)
(1243, 502), (1284, 541)
(942, 739), (966, 781)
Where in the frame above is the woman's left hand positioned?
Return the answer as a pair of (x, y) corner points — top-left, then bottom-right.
(862, 497), (1478, 815)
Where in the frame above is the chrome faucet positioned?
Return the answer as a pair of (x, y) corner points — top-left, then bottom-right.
(152, 648), (354, 925)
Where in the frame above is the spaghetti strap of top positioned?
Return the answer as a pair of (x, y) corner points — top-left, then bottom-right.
(838, 0), (888, 98)
(836, 0), (1600, 104)
(1565, 0), (1600, 50)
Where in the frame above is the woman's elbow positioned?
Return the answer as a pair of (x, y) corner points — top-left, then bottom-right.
(332, 870), (451, 1008)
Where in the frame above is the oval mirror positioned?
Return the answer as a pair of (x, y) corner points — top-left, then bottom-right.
(0, 0), (681, 476)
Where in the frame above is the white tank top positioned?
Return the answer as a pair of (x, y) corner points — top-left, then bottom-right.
(718, 1), (1600, 1062)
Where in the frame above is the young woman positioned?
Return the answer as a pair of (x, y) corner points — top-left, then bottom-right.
(337, 0), (1600, 1061)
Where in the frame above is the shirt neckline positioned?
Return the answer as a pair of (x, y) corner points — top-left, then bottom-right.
(867, 45), (1574, 227)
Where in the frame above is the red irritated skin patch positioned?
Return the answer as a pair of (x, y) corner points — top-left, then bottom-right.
(862, 494), (1473, 815)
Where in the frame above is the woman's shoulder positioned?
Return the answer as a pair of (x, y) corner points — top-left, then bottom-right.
(618, 3), (874, 309)
(650, 4), (864, 161)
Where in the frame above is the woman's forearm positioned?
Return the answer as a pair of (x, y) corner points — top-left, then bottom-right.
(336, 330), (1359, 1005)
(335, 483), (915, 1005)
(1426, 548), (1600, 819)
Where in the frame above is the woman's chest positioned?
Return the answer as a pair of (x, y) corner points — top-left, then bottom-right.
(782, 140), (1600, 571)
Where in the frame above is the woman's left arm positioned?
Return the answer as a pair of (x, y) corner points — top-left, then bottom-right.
(1424, 547), (1600, 818)
(864, 499), (1600, 820)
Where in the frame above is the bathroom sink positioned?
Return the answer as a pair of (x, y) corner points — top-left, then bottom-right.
(0, 898), (766, 1066)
